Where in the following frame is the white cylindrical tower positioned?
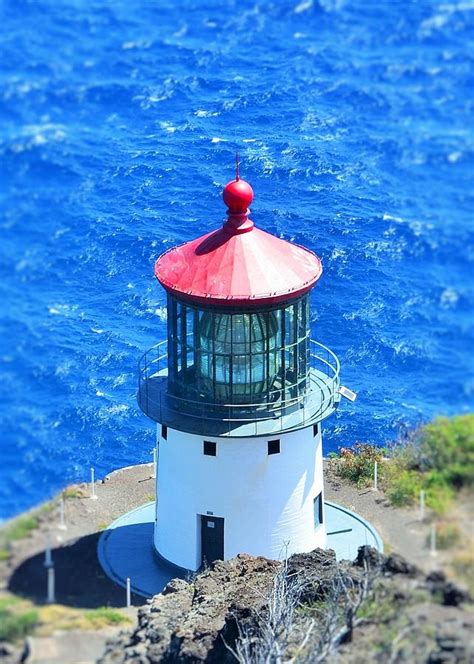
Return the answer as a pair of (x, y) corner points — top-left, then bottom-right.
(138, 173), (341, 571)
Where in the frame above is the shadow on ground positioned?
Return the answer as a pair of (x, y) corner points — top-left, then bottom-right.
(8, 532), (143, 608)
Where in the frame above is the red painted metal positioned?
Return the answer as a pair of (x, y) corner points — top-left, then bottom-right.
(223, 178), (253, 213)
(154, 178), (322, 308)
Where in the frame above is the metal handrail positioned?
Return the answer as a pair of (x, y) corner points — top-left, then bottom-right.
(137, 339), (340, 427)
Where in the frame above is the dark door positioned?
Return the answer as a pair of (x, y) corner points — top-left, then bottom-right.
(201, 515), (224, 567)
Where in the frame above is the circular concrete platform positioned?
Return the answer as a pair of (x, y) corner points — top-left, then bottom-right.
(98, 501), (383, 598)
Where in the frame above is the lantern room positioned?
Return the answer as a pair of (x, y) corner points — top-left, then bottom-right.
(166, 295), (309, 406)
(138, 174), (341, 437)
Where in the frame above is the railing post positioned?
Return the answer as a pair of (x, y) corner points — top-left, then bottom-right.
(90, 467), (98, 500)
(419, 490), (425, 521)
(126, 577), (131, 608)
(47, 566), (55, 604)
(151, 448), (157, 479)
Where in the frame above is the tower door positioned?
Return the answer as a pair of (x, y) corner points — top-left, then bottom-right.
(200, 515), (224, 567)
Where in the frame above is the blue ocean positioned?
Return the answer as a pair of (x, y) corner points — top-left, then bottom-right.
(0, 0), (473, 519)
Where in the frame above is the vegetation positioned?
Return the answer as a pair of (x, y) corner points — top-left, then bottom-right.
(0, 548), (11, 562)
(331, 415), (474, 514)
(0, 609), (38, 642)
(63, 487), (81, 499)
(37, 604), (131, 634)
(36, 501), (54, 515)
(0, 516), (38, 544)
(85, 607), (130, 627)
(433, 521), (463, 550)
(0, 593), (132, 642)
(0, 596), (38, 642)
(329, 444), (385, 487)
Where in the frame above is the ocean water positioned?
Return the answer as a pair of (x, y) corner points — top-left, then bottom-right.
(0, 0), (473, 519)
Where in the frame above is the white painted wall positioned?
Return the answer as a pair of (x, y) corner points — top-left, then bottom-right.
(154, 425), (326, 571)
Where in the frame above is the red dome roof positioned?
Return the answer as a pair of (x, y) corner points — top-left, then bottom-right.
(154, 178), (322, 308)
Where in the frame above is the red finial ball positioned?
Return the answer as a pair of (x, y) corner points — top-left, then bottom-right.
(223, 178), (254, 214)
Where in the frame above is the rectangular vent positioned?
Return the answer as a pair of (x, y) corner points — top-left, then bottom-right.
(203, 441), (216, 456)
(268, 440), (280, 455)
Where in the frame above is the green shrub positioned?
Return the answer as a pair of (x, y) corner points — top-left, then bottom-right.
(387, 470), (422, 506)
(2, 516), (38, 543)
(418, 415), (474, 486)
(0, 596), (19, 611)
(334, 444), (385, 486)
(0, 608), (38, 642)
(425, 483), (454, 514)
(0, 549), (10, 562)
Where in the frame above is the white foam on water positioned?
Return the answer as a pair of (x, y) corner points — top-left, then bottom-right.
(440, 287), (459, 309)
(294, 0), (313, 14)
(48, 304), (77, 316)
(112, 374), (128, 388)
(154, 307), (167, 322)
(121, 39), (152, 50)
(194, 109), (218, 117)
(448, 151), (462, 163)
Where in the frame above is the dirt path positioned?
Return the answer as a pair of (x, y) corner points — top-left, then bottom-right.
(324, 460), (456, 573)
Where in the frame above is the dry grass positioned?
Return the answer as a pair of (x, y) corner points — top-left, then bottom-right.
(63, 484), (87, 499)
(0, 593), (132, 641)
(36, 604), (131, 635)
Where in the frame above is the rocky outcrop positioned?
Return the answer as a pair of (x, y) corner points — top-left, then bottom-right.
(98, 554), (281, 664)
(98, 548), (472, 664)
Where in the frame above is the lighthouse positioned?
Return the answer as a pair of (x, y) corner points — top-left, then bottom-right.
(137, 171), (342, 572)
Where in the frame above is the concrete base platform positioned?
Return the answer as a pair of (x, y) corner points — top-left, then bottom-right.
(98, 501), (383, 598)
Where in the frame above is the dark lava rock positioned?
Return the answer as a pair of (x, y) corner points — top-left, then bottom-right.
(442, 582), (470, 607)
(426, 570), (471, 607)
(427, 569), (447, 584)
(353, 545), (384, 569)
(428, 632), (470, 663)
(436, 634), (466, 652)
(287, 547), (338, 603)
(382, 552), (419, 576)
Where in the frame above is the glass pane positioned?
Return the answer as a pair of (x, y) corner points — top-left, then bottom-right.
(167, 293), (311, 410)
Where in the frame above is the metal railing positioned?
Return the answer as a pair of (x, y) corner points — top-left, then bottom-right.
(137, 339), (340, 436)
